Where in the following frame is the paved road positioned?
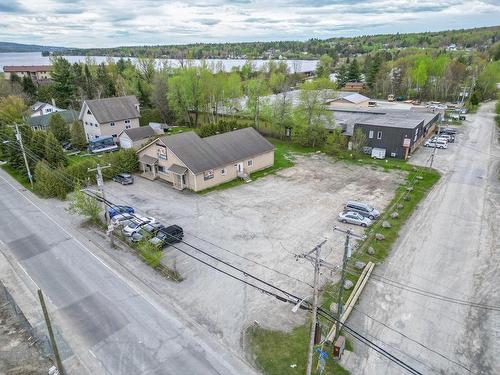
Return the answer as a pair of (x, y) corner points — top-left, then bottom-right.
(346, 102), (500, 374)
(0, 173), (258, 374)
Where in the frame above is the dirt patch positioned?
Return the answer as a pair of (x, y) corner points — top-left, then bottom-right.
(0, 291), (53, 375)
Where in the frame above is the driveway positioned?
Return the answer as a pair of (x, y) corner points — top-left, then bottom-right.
(105, 154), (405, 350)
(345, 102), (500, 374)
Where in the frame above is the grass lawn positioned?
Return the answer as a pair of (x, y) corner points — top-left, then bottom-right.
(0, 163), (32, 190)
(247, 143), (441, 375)
(248, 323), (350, 375)
(66, 152), (100, 166)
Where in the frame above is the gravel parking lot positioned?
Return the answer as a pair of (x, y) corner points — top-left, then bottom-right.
(106, 153), (406, 348)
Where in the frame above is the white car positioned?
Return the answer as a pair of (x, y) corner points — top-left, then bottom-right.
(122, 216), (156, 236)
(338, 211), (372, 227)
(111, 213), (135, 226)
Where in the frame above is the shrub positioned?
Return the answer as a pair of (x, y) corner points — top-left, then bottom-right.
(136, 240), (163, 268)
(33, 161), (70, 199)
(67, 182), (102, 225)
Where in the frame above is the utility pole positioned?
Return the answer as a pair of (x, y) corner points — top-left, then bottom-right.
(332, 227), (364, 342)
(88, 164), (113, 246)
(297, 239), (336, 375)
(38, 289), (64, 375)
(14, 123), (33, 188)
(429, 117), (441, 170)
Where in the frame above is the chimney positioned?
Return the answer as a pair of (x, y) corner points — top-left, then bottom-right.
(51, 98), (56, 107)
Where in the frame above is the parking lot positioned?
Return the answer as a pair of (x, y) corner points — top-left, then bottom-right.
(105, 153), (406, 348)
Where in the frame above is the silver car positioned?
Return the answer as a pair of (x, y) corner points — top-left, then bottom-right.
(345, 201), (380, 220)
(338, 211), (372, 227)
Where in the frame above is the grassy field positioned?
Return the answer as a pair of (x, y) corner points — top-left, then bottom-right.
(0, 164), (32, 190)
(247, 145), (441, 375)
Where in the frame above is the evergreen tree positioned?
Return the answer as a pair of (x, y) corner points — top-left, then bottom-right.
(21, 76), (37, 99)
(51, 57), (76, 107)
(48, 113), (70, 143)
(70, 121), (87, 149)
(347, 59), (361, 82)
(336, 64), (349, 88)
(30, 131), (48, 161)
(45, 131), (67, 167)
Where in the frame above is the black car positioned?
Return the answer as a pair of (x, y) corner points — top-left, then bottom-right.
(149, 225), (184, 248)
(113, 173), (134, 185)
(440, 128), (457, 135)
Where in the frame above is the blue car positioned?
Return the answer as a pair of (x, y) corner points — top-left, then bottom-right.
(108, 205), (134, 218)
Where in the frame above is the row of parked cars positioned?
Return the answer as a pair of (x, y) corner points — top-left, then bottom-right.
(108, 205), (184, 248)
(338, 200), (380, 228)
(424, 127), (457, 149)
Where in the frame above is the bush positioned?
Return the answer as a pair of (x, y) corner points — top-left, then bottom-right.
(70, 121), (87, 150)
(136, 240), (163, 268)
(291, 123), (328, 147)
(65, 158), (98, 185)
(33, 161), (71, 199)
(139, 108), (163, 126)
(67, 182), (102, 225)
(197, 119), (248, 138)
(101, 149), (139, 179)
(324, 128), (348, 155)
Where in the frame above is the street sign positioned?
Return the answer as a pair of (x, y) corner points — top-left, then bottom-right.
(403, 138), (411, 148)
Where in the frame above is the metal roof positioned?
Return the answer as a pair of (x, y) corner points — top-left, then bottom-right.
(167, 164), (188, 175)
(3, 65), (52, 72)
(139, 155), (158, 165)
(82, 96), (140, 124)
(159, 127), (274, 174)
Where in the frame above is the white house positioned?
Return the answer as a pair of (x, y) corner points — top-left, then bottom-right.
(118, 125), (160, 149)
(30, 101), (63, 117)
(79, 96), (141, 142)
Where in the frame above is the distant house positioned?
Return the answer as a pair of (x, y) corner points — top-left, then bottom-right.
(30, 101), (63, 117)
(79, 96), (140, 142)
(118, 125), (161, 149)
(343, 82), (366, 92)
(326, 92), (371, 108)
(3, 65), (52, 83)
(137, 127), (274, 191)
(28, 109), (79, 131)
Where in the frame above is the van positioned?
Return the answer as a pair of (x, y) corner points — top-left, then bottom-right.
(345, 201), (380, 220)
(435, 140), (447, 149)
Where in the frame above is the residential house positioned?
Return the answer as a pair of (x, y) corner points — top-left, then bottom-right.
(118, 125), (161, 149)
(137, 127), (274, 191)
(79, 96), (140, 142)
(28, 109), (79, 131)
(326, 92), (371, 108)
(3, 65), (52, 83)
(30, 101), (63, 117)
(334, 108), (439, 159)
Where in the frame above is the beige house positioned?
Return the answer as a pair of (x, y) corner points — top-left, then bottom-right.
(118, 125), (160, 149)
(326, 92), (371, 108)
(3, 65), (52, 83)
(79, 96), (140, 142)
(137, 127), (274, 191)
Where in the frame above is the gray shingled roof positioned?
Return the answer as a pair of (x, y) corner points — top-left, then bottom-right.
(85, 96), (139, 123)
(122, 126), (156, 141)
(160, 127), (274, 174)
(28, 109), (79, 128)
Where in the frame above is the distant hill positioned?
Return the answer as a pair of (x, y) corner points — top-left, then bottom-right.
(0, 42), (66, 53)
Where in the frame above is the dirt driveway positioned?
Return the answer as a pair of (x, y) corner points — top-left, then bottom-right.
(105, 153), (405, 349)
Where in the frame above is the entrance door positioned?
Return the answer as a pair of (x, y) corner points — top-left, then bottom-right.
(236, 162), (244, 173)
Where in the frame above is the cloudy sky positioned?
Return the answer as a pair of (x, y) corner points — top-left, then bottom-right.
(0, 0), (499, 48)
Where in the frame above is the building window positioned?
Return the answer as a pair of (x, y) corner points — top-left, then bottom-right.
(157, 147), (167, 160)
(87, 109), (91, 115)
(110, 122), (115, 127)
(158, 166), (168, 174)
(94, 135), (99, 139)
(369, 130), (374, 139)
(414, 128), (419, 142)
(125, 125), (131, 129)
(125, 119), (130, 124)
(85, 122), (88, 125)
(247, 159), (253, 167)
(221, 168), (226, 176)
(95, 123), (98, 127)
(377, 131), (382, 139)
(112, 134), (117, 138)
(204, 170), (214, 180)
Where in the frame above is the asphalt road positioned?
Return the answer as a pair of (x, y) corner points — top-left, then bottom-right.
(0, 173), (258, 374)
(346, 102), (500, 375)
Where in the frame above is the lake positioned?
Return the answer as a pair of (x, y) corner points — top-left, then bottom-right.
(0, 52), (318, 73)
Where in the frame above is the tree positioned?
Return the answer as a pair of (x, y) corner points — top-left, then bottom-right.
(22, 76), (37, 99)
(30, 131), (48, 161)
(246, 78), (269, 129)
(48, 113), (70, 142)
(316, 54), (333, 78)
(33, 161), (69, 199)
(168, 67), (204, 127)
(50, 57), (76, 107)
(45, 131), (67, 167)
(469, 91), (479, 106)
(336, 64), (349, 88)
(347, 59), (361, 82)
(67, 182), (102, 225)
(70, 121), (87, 149)
(291, 122), (328, 147)
(351, 128), (368, 152)
(96, 63), (116, 98)
(152, 71), (170, 121)
(324, 128), (348, 155)
(0, 95), (27, 125)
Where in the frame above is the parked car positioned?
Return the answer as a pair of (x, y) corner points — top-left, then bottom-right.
(131, 222), (165, 242)
(122, 216), (156, 236)
(441, 128), (457, 135)
(437, 133), (454, 143)
(108, 205), (134, 219)
(111, 213), (135, 226)
(113, 173), (134, 185)
(424, 139), (436, 148)
(345, 201), (380, 220)
(338, 211), (372, 227)
(150, 225), (184, 248)
(435, 140), (448, 149)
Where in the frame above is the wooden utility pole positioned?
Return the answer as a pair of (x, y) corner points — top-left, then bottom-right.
(88, 164), (113, 246)
(38, 289), (64, 375)
(14, 123), (33, 188)
(297, 239), (334, 375)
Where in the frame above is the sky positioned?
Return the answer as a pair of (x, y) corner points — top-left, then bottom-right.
(0, 0), (499, 48)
